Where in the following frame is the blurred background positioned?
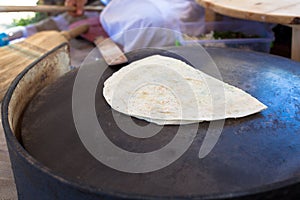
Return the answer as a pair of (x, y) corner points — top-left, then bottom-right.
(0, 0), (292, 58)
(0, 0), (38, 31)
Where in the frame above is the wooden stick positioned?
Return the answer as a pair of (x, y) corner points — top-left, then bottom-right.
(94, 36), (128, 66)
(291, 25), (300, 62)
(61, 24), (89, 40)
(0, 5), (104, 13)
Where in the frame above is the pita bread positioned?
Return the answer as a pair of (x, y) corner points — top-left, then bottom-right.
(103, 55), (267, 125)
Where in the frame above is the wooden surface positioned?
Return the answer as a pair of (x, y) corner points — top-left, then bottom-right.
(94, 36), (128, 66)
(292, 26), (300, 61)
(196, 0), (300, 61)
(0, 105), (18, 200)
(196, 0), (300, 25)
(0, 5), (104, 13)
(0, 25), (88, 101)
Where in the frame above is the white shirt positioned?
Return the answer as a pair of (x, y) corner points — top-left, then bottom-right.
(100, 0), (205, 51)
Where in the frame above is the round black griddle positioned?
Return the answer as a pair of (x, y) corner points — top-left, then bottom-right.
(20, 46), (300, 199)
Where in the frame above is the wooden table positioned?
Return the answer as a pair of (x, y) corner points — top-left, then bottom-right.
(196, 0), (300, 61)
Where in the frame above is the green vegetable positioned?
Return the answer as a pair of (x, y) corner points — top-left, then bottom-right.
(12, 12), (48, 27)
(213, 31), (259, 39)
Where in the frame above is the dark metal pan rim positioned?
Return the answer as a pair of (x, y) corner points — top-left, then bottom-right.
(2, 45), (300, 199)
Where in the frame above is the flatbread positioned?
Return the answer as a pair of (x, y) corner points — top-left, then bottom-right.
(103, 55), (267, 125)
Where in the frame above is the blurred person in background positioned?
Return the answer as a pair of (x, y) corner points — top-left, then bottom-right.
(66, 0), (274, 52)
(65, 0), (206, 51)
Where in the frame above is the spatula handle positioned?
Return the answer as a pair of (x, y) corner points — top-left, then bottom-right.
(94, 36), (128, 66)
(0, 5), (104, 13)
(61, 24), (89, 41)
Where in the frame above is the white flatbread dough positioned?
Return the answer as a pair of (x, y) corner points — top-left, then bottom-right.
(103, 55), (267, 125)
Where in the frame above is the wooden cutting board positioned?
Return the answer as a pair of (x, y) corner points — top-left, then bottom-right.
(196, 0), (300, 24)
(196, 0), (300, 61)
(0, 24), (88, 101)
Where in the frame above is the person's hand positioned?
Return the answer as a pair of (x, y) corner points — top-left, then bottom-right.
(65, 0), (88, 16)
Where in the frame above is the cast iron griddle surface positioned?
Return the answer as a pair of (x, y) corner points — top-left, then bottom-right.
(21, 47), (300, 199)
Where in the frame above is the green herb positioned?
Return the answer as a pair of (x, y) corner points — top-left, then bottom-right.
(12, 12), (48, 26)
(213, 31), (259, 39)
(175, 40), (181, 46)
